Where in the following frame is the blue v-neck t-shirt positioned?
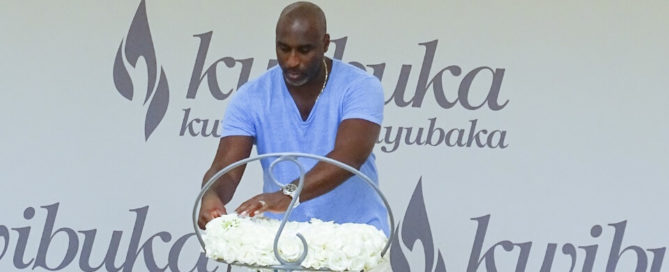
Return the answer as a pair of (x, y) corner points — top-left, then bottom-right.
(220, 59), (388, 235)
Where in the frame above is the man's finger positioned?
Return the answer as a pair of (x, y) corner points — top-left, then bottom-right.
(253, 200), (267, 216)
(198, 208), (224, 230)
(234, 201), (248, 215)
(247, 206), (258, 217)
(236, 202), (257, 217)
(249, 201), (267, 217)
(198, 214), (207, 229)
(211, 210), (221, 218)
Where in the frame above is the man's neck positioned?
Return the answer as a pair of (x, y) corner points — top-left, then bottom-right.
(286, 59), (330, 99)
(286, 58), (331, 121)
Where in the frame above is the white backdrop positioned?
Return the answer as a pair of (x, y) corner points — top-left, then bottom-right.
(1, 1), (668, 271)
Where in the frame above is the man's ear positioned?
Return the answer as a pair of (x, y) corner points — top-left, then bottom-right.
(323, 33), (331, 52)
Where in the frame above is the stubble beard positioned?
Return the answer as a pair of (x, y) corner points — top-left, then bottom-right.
(283, 72), (310, 87)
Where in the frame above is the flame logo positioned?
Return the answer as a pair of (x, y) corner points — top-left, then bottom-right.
(113, 0), (169, 141)
(391, 178), (447, 271)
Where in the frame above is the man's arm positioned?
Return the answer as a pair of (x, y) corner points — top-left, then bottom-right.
(297, 118), (380, 201)
(198, 135), (253, 229)
(235, 118), (380, 216)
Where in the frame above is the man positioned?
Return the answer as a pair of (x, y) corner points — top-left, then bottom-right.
(197, 1), (388, 236)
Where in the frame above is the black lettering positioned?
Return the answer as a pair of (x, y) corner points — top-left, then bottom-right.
(200, 119), (221, 138)
(561, 243), (578, 272)
(78, 229), (125, 272)
(578, 225), (602, 272)
(414, 40), (461, 109)
(467, 215), (491, 272)
(330, 36), (347, 60)
(467, 215), (532, 272)
(267, 59), (278, 69)
(180, 108), (201, 137)
(187, 32), (253, 100)
(445, 128), (465, 147)
(403, 127), (425, 145)
(33, 203), (79, 270)
(190, 253), (220, 272)
(539, 243), (558, 272)
(466, 119), (487, 147)
(0, 225), (8, 261)
(380, 126), (403, 153)
(348, 61), (365, 71)
(487, 130), (509, 148)
(168, 233), (219, 272)
(122, 206), (149, 271)
(606, 221), (648, 272)
(458, 67), (508, 110)
(367, 63), (386, 80)
(386, 64), (413, 107)
(11, 207), (35, 268)
(426, 117), (444, 146)
(133, 232), (172, 272)
(514, 242), (532, 271)
(648, 247), (665, 272)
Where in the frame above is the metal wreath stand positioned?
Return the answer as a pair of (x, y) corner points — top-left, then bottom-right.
(192, 152), (395, 272)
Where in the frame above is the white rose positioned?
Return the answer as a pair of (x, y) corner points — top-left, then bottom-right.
(326, 249), (351, 271)
(278, 236), (304, 261)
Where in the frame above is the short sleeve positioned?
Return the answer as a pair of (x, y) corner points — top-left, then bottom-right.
(220, 87), (256, 137)
(341, 77), (384, 125)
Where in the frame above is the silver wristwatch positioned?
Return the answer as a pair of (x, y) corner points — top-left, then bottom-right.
(282, 183), (300, 207)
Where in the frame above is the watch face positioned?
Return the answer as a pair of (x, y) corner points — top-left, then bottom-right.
(282, 183), (300, 207)
(283, 183), (297, 193)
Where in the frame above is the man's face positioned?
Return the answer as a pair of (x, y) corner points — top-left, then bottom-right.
(276, 18), (328, 87)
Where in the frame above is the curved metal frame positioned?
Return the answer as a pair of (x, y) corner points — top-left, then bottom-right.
(192, 152), (395, 271)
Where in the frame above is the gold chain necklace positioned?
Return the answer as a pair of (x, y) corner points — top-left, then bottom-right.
(317, 58), (328, 100)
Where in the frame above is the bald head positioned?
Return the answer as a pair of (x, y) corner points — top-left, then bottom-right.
(274, 2), (330, 88)
(276, 1), (327, 37)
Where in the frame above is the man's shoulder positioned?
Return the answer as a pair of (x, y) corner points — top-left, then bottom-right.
(332, 60), (381, 86)
(237, 65), (282, 94)
(330, 60), (383, 96)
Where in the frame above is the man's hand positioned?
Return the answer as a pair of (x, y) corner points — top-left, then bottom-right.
(235, 191), (292, 217)
(198, 136), (253, 229)
(198, 191), (228, 229)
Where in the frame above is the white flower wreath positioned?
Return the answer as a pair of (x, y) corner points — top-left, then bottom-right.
(203, 214), (389, 271)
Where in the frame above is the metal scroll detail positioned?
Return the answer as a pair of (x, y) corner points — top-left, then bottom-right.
(192, 153), (396, 272)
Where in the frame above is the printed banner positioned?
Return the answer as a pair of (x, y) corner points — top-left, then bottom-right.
(1, 1), (668, 271)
